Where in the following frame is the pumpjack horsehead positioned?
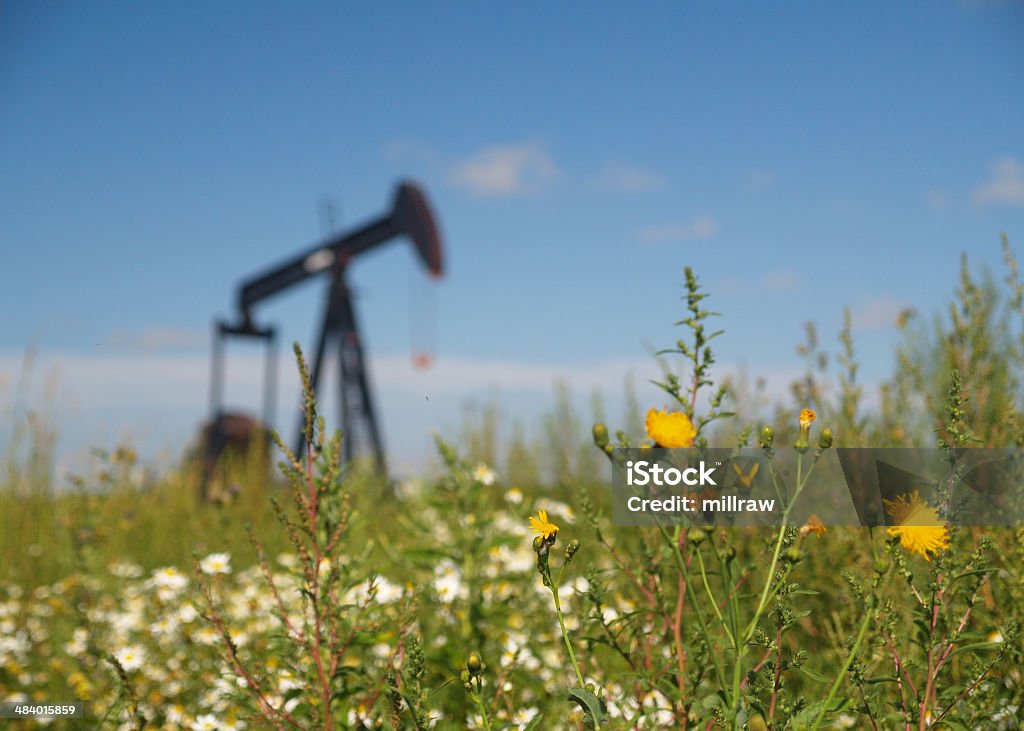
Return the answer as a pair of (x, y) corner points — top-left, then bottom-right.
(201, 181), (444, 499)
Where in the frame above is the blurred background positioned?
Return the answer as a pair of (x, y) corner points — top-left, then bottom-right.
(2, 1), (1023, 480)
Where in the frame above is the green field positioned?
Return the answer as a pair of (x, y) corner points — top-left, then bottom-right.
(2, 256), (1023, 730)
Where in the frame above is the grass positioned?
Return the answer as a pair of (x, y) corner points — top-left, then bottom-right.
(2, 245), (1024, 729)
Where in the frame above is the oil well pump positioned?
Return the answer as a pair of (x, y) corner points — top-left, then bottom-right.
(203, 181), (443, 489)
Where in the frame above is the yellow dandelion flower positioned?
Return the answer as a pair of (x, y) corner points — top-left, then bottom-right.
(883, 490), (949, 561)
(799, 408), (816, 429)
(528, 510), (559, 540)
(800, 514), (827, 537)
(645, 408), (697, 448)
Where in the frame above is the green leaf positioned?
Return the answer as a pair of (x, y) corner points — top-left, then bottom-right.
(567, 687), (606, 727)
(788, 696), (852, 730)
(522, 715), (545, 731)
(797, 665), (830, 683)
(948, 640), (1001, 660)
(950, 567), (997, 584)
(700, 694), (723, 711)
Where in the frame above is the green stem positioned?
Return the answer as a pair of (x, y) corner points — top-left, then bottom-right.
(743, 453), (821, 642)
(550, 580), (587, 691)
(810, 603), (873, 730)
(473, 683), (493, 731)
(722, 552), (745, 713)
(696, 548), (736, 649)
(744, 523), (789, 641)
(657, 522), (728, 689)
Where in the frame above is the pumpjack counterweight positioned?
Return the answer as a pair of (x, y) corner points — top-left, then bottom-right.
(204, 180), (443, 488)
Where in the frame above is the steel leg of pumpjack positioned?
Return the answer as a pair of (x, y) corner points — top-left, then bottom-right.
(297, 273), (341, 458)
(295, 269), (387, 477)
(338, 291), (386, 474)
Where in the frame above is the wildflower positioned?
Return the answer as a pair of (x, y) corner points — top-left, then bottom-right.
(645, 408), (696, 448)
(192, 626), (220, 646)
(199, 552), (232, 575)
(372, 577), (404, 604)
(512, 707), (540, 728)
(472, 463), (497, 485)
(433, 559), (469, 603)
(113, 645), (146, 672)
(151, 566), (188, 590)
(108, 561), (143, 579)
(63, 628), (88, 657)
(192, 714), (220, 731)
(795, 408), (816, 452)
(528, 510), (559, 540)
(504, 487), (524, 505)
(883, 490), (950, 561)
(177, 603), (199, 623)
(800, 514), (827, 537)
(149, 615), (180, 638)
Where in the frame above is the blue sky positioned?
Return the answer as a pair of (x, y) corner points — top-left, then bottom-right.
(2, 1), (1023, 477)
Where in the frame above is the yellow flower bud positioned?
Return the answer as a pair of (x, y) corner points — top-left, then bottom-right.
(564, 539), (580, 563)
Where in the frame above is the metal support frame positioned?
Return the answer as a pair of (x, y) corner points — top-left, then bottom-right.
(205, 181), (442, 483)
(298, 265), (385, 472)
(203, 320), (277, 498)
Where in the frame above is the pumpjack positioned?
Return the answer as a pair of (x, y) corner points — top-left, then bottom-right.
(202, 181), (443, 491)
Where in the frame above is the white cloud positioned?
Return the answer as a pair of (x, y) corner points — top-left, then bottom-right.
(590, 162), (666, 193)
(448, 142), (559, 197)
(851, 295), (907, 332)
(973, 156), (1024, 206)
(2, 347), (890, 477)
(0, 348), (662, 475)
(103, 327), (205, 350)
(638, 216), (717, 244)
(0, 350), (661, 415)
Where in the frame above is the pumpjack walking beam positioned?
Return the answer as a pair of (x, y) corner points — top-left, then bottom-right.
(236, 182), (442, 327)
(214, 181), (443, 475)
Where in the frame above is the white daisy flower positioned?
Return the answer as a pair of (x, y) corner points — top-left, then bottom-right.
(114, 644), (146, 672)
(473, 463), (497, 485)
(151, 566), (188, 590)
(192, 714), (219, 731)
(199, 553), (232, 575)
